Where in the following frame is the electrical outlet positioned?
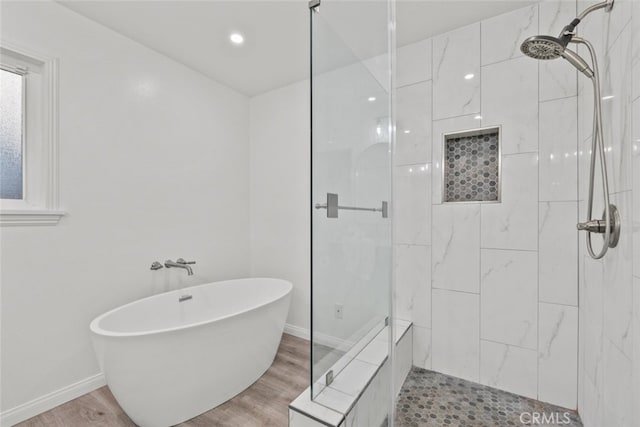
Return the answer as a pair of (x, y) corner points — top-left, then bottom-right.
(335, 304), (343, 319)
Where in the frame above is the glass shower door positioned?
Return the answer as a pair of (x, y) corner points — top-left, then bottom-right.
(310, 0), (393, 406)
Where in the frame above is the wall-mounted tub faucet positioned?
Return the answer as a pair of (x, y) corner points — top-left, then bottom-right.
(164, 258), (196, 276)
(150, 261), (164, 271)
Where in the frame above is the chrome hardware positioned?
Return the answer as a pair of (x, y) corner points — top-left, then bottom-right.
(325, 370), (334, 386)
(176, 258), (196, 265)
(577, 204), (620, 249)
(150, 261), (164, 271)
(315, 193), (388, 218)
(309, 0), (320, 9)
(179, 294), (193, 302)
(165, 259), (194, 276)
(577, 220), (606, 233)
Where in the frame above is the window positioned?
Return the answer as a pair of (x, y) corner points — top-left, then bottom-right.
(0, 44), (63, 225)
(0, 67), (24, 199)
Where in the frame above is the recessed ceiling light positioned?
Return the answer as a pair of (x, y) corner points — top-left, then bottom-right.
(368, 96), (376, 102)
(601, 95), (614, 100)
(474, 115), (482, 120)
(464, 73), (475, 80)
(230, 33), (244, 45)
(404, 130), (411, 134)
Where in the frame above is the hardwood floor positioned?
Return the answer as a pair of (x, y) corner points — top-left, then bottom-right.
(16, 334), (310, 427)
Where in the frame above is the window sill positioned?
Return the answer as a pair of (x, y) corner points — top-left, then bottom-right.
(0, 209), (66, 226)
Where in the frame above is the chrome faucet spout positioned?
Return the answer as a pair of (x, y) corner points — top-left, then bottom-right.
(164, 259), (194, 276)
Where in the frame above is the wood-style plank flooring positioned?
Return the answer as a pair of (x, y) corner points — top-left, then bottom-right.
(16, 334), (309, 427)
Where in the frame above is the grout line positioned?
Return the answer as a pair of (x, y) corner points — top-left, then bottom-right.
(431, 286), (480, 296)
(396, 79), (433, 90)
(536, 2), (541, 401)
(479, 247), (538, 253)
(480, 337), (538, 353)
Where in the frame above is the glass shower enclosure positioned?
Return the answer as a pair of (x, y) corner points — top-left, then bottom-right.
(310, 0), (394, 412)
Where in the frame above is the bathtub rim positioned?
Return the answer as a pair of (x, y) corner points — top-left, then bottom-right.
(89, 277), (292, 338)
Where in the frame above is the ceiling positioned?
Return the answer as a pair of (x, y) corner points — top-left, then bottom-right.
(59, 0), (536, 97)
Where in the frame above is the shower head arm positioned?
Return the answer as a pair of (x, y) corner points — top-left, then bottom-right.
(557, 0), (613, 46)
(577, 0), (614, 21)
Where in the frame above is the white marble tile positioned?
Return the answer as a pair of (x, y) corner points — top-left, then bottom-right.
(633, 277), (640, 427)
(395, 81), (432, 166)
(602, 339), (633, 427)
(479, 340), (538, 399)
(393, 164), (431, 245)
(581, 255), (604, 388)
(412, 325), (432, 370)
(329, 358), (379, 398)
(539, 201), (578, 306)
(481, 5), (538, 66)
(362, 53), (390, 93)
(432, 289), (480, 382)
(432, 23), (480, 120)
(632, 99), (640, 277)
(432, 204), (480, 293)
(579, 374), (604, 427)
(431, 114), (480, 205)
(290, 408), (340, 427)
(314, 386), (354, 415)
(397, 39), (432, 88)
(290, 388), (345, 427)
(539, 97), (578, 201)
(481, 56), (538, 155)
(538, 303), (579, 409)
(579, 0), (632, 53)
(538, 0), (578, 101)
(599, 24), (633, 194)
(481, 153), (538, 251)
(480, 249), (538, 349)
(633, 0), (640, 102)
(355, 338), (387, 367)
(346, 362), (390, 427)
(603, 191), (633, 359)
(394, 328), (413, 396)
(394, 244), (430, 328)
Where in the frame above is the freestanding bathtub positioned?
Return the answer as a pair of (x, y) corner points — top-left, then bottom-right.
(89, 278), (292, 427)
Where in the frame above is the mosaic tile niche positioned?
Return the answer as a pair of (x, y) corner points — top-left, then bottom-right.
(443, 127), (500, 203)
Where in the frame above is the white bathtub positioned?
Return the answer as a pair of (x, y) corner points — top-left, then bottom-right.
(89, 278), (292, 427)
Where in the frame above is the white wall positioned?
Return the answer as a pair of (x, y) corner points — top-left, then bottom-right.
(394, 1), (582, 409)
(577, 0), (639, 425)
(0, 0), (250, 419)
(249, 80), (311, 330)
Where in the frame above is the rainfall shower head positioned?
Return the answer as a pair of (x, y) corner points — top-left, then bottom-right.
(520, 35), (594, 78)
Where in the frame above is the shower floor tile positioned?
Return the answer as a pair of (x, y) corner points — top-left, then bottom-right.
(395, 368), (582, 427)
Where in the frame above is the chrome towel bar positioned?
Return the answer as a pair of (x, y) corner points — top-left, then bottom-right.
(315, 193), (388, 218)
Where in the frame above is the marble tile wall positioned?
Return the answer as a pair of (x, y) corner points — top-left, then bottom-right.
(394, 0), (582, 410)
(577, 0), (639, 425)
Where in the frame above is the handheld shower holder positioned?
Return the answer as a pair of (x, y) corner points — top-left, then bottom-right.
(577, 204), (620, 249)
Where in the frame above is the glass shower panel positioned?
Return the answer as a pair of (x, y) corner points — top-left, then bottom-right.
(310, 0), (392, 400)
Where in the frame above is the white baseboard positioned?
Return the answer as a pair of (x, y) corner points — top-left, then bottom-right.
(284, 323), (310, 340)
(1, 373), (106, 427)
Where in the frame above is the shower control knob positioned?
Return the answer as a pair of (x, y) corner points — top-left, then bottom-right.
(577, 220), (606, 233)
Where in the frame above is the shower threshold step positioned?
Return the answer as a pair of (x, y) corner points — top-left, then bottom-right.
(289, 320), (413, 427)
(395, 367), (583, 427)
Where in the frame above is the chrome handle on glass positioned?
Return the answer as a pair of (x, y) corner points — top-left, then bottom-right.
(315, 193), (388, 218)
(176, 258), (196, 265)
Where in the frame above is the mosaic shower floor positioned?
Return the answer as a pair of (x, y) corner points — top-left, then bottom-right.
(395, 368), (583, 427)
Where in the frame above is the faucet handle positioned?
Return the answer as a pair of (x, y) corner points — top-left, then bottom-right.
(150, 261), (164, 271)
(176, 258), (196, 265)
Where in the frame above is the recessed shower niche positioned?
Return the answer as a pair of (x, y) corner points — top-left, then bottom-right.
(442, 126), (501, 203)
